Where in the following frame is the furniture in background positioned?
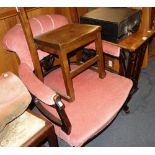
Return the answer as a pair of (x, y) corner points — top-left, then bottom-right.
(1, 110), (58, 147)
(150, 7), (155, 57)
(76, 7), (155, 71)
(0, 72), (58, 147)
(106, 29), (155, 94)
(2, 8), (133, 146)
(79, 7), (155, 94)
(84, 29), (155, 94)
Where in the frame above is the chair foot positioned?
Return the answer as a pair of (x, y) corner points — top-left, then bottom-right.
(123, 105), (130, 113)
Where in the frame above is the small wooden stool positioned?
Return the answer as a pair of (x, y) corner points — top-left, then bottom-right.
(0, 110), (58, 147)
(34, 24), (106, 102)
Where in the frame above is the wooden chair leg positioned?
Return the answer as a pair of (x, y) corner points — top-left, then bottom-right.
(123, 104), (130, 113)
(122, 92), (132, 113)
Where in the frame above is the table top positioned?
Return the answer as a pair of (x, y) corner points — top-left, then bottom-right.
(105, 29), (155, 52)
(34, 23), (101, 51)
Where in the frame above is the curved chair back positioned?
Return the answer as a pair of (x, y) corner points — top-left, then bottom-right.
(3, 14), (68, 70)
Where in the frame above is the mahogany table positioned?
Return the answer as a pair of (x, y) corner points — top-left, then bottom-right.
(105, 29), (155, 94)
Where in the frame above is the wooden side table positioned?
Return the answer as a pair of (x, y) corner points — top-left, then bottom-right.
(34, 23), (106, 102)
(0, 110), (58, 147)
(105, 29), (155, 94)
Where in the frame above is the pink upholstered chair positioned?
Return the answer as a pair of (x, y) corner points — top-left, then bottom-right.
(2, 11), (133, 146)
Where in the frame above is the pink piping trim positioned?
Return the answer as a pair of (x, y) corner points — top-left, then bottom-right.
(46, 15), (55, 29)
(32, 18), (44, 33)
(5, 39), (9, 49)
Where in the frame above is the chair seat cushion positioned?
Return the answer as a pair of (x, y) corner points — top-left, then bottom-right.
(86, 40), (120, 57)
(43, 65), (132, 146)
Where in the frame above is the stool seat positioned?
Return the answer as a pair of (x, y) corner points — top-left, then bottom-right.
(34, 23), (102, 51)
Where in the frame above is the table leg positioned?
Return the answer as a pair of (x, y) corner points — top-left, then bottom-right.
(126, 43), (147, 93)
(120, 43), (147, 113)
(119, 49), (127, 76)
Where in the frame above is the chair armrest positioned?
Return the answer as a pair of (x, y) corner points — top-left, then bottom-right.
(53, 95), (71, 134)
(18, 63), (56, 106)
(18, 63), (71, 134)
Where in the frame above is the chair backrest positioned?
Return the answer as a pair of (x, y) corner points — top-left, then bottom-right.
(2, 10), (72, 134)
(2, 14), (69, 70)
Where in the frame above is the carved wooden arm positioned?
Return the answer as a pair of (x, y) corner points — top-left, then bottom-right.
(18, 63), (71, 134)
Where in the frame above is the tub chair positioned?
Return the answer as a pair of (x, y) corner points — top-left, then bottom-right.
(2, 9), (133, 146)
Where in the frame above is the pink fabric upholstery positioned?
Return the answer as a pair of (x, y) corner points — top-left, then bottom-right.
(42, 65), (133, 146)
(18, 63), (56, 106)
(17, 62), (132, 146)
(2, 14), (68, 70)
(86, 41), (120, 57)
(2, 14), (132, 146)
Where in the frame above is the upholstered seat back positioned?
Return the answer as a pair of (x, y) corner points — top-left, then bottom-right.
(2, 14), (69, 69)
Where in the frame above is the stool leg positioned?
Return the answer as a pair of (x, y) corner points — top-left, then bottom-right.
(58, 50), (75, 101)
(95, 31), (106, 78)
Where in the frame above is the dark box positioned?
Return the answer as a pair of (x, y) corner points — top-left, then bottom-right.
(80, 8), (142, 43)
